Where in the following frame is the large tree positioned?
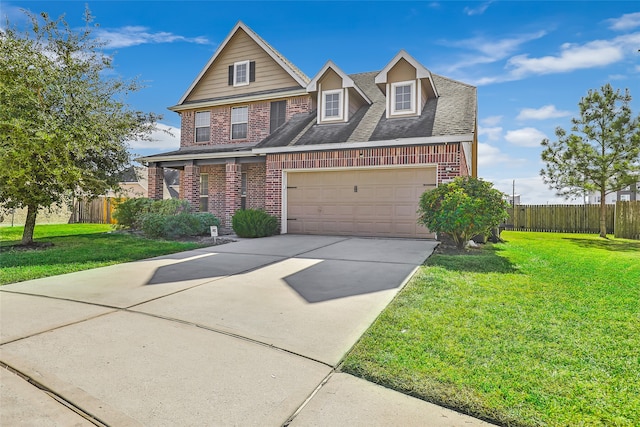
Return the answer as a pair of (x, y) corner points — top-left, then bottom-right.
(0, 9), (159, 245)
(540, 84), (640, 238)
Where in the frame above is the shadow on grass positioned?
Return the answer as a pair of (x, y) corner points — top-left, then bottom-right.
(427, 244), (519, 274)
(562, 237), (640, 253)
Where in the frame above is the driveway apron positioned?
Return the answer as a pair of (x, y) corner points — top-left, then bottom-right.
(1, 235), (489, 426)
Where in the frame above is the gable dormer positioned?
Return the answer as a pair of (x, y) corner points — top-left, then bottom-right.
(307, 61), (371, 124)
(374, 50), (438, 119)
(174, 22), (309, 108)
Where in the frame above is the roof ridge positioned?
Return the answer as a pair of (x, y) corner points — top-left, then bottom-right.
(249, 29), (310, 85)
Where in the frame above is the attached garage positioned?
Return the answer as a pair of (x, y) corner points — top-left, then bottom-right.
(285, 166), (436, 238)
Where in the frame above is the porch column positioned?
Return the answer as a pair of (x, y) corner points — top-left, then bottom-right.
(225, 158), (242, 228)
(183, 162), (200, 211)
(147, 163), (164, 200)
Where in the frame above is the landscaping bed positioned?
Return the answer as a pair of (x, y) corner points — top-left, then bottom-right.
(341, 231), (640, 426)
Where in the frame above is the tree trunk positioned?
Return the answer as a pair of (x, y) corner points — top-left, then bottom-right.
(22, 204), (38, 245)
(599, 189), (607, 238)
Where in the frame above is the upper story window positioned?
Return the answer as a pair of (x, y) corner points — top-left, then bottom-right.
(270, 100), (286, 133)
(391, 81), (416, 116)
(195, 111), (211, 143)
(231, 106), (248, 139)
(229, 61), (256, 87)
(321, 89), (343, 121)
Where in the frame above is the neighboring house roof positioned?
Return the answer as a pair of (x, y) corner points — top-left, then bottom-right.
(176, 21), (309, 106)
(255, 72), (476, 150)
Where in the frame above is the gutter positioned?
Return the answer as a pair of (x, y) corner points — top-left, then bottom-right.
(252, 134), (474, 154)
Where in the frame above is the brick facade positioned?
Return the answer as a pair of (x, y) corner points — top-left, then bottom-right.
(180, 96), (313, 148)
(224, 160), (242, 227)
(264, 143), (463, 222)
(148, 165), (164, 200)
(243, 163), (266, 210)
(182, 164), (200, 211)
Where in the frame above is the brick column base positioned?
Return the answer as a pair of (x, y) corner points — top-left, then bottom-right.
(148, 165), (164, 200)
(183, 164), (200, 211)
(224, 159), (242, 228)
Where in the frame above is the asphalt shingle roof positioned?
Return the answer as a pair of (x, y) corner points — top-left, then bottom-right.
(255, 71), (476, 149)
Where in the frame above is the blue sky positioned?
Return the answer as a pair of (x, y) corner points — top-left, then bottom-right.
(4, 1), (640, 203)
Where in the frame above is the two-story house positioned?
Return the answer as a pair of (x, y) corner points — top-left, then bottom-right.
(139, 22), (477, 238)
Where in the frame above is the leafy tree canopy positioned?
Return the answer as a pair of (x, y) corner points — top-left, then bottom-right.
(0, 9), (160, 244)
(418, 176), (508, 250)
(540, 84), (640, 237)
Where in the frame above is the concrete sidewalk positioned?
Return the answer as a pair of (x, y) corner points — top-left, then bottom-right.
(1, 235), (492, 426)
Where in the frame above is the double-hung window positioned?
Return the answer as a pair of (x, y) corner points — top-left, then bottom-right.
(322, 89), (342, 121)
(231, 106), (248, 139)
(234, 61), (249, 86)
(391, 81), (416, 115)
(195, 111), (210, 143)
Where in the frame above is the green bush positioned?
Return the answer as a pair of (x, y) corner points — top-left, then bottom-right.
(113, 198), (194, 231)
(112, 198), (153, 229)
(231, 209), (279, 238)
(150, 198), (191, 216)
(418, 176), (508, 250)
(140, 211), (222, 239)
(193, 212), (221, 235)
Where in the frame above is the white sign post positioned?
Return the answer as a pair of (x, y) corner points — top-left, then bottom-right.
(210, 226), (218, 244)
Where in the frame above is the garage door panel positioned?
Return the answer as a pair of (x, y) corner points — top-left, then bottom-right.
(286, 168), (436, 238)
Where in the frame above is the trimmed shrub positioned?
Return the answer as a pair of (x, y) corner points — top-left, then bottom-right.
(139, 213), (167, 239)
(150, 198), (191, 216)
(232, 209), (279, 238)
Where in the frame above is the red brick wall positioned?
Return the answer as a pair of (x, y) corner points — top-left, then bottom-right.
(182, 164), (200, 211)
(243, 163), (266, 210)
(265, 143), (462, 221)
(180, 96), (312, 148)
(224, 161), (242, 227)
(147, 166), (164, 200)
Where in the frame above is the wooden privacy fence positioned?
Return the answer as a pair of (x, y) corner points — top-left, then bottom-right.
(70, 197), (119, 224)
(506, 202), (640, 238)
(615, 201), (640, 240)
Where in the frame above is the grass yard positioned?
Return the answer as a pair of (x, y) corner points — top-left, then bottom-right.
(0, 224), (206, 285)
(342, 231), (640, 426)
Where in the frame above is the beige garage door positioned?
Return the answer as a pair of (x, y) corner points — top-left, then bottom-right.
(286, 167), (436, 238)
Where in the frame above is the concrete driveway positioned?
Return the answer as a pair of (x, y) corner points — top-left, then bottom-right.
(1, 235), (491, 426)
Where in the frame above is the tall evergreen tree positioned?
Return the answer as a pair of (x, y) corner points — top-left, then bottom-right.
(0, 9), (160, 244)
(541, 84), (640, 238)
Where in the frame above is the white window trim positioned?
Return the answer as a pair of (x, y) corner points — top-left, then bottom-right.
(195, 111), (211, 143)
(390, 80), (416, 116)
(233, 60), (250, 87)
(200, 173), (209, 212)
(230, 106), (248, 140)
(321, 89), (343, 122)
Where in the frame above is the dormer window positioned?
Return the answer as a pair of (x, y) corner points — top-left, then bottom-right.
(391, 81), (416, 115)
(234, 61), (249, 86)
(321, 89), (343, 121)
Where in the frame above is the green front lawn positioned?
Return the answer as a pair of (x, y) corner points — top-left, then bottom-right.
(342, 232), (640, 426)
(0, 224), (206, 285)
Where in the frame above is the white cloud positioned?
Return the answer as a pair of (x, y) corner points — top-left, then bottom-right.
(481, 115), (503, 126)
(505, 127), (547, 147)
(441, 31), (547, 72)
(464, 1), (494, 16)
(478, 126), (502, 141)
(127, 123), (180, 150)
(606, 12), (640, 31)
(95, 26), (210, 49)
(477, 143), (526, 169)
(516, 105), (571, 121)
(507, 32), (640, 77)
